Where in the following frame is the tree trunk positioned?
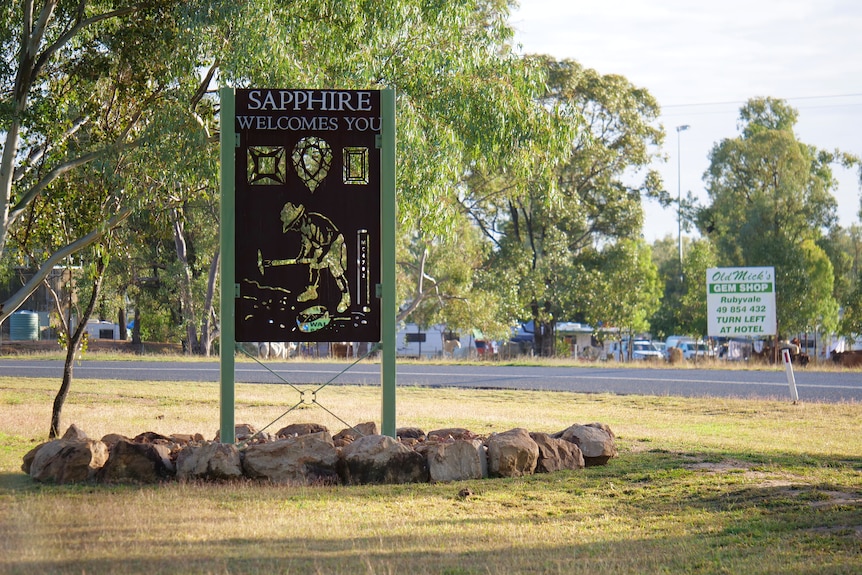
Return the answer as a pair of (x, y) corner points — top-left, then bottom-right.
(50, 254), (106, 438)
(200, 248), (219, 357)
(172, 208), (200, 355)
(132, 306), (141, 345)
(531, 300), (556, 357)
(118, 306), (127, 341)
(539, 319), (556, 357)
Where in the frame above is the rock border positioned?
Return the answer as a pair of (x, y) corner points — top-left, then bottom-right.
(22, 421), (617, 485)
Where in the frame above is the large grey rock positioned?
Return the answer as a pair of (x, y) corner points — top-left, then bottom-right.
(556, 423), (617, 466)
(97, 439), (174, 483)
(425, 439), (487, 482)
(25, 437), (109, 484)
(530, 432), (585, 473)
(242, 431), (339, 485)
(176, 441), (243, 481)
(340, 434), (429, 485)
(486, 428), (539, 478)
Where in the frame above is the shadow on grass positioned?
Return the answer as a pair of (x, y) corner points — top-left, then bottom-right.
(0, 512), (858, 575)
(1, 450), (859, 574)
(0, 471), (34, 492)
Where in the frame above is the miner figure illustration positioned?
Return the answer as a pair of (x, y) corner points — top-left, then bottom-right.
(257, 202), (351, 313)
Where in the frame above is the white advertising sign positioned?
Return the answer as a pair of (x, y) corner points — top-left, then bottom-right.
(706, 267), (776, 337)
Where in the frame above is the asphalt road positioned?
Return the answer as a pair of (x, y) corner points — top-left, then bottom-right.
(1, 359), (860, 403)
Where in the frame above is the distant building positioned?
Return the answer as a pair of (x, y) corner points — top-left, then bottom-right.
(0, 267), (75, 339)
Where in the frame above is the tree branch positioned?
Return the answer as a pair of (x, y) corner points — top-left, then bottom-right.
(31, 5), (139, 85)
(0, 206), (133, 325)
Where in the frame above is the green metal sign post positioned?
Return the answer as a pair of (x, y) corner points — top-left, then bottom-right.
(380, 89), (397, 437)
(219, 87), (236, 444)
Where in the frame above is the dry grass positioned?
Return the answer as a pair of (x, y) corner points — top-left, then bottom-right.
(1, 376), (860, 575)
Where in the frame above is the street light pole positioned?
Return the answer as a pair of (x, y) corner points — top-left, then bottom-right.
(676, 124), (690, 276)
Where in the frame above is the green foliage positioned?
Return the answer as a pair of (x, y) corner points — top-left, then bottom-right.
(396, 212), (511, 337)
(677, 240), (718, 337)
(57, 330), (88, 356)
(838, 269), (862, 338)
(775, 239), (838, 334)
(817, 225), (860, 307)
(575, 239), (661, 335)
(648, 235), (686, 339)
(465, 58), (663, 346)
(1, 0), (209, 327)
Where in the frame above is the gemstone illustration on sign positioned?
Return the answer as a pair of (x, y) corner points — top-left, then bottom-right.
(343, 147), (369, 185)
(297, 305), (331, 333)
(247, 146), (287, 185)
(292, 137), (332, 192)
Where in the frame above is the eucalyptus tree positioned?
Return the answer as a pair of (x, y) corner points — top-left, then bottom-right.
(649, 235), (717, 340)
(648, 235), (684, 339)
(10, 152), (124, 438)
(2, 0), (572, 345)
(570, 238), (661, 354)
(839, 268), (862, 341)
(0, 0), (206, 324)
(818, 225), (858, 313)
(697, 97), (857, 335)
(675, 239), (717, 339)
(464, 58), (665, 354)
(829, 225), (862, 339)
(0, 0), (225, 436)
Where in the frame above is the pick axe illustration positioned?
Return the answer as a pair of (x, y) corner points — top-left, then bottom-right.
(257, 250), (297, 276)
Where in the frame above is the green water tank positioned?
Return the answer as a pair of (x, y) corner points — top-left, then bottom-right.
(10, 310), (39, 341)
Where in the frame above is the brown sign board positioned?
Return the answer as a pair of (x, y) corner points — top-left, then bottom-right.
(233, 89), (382, 342)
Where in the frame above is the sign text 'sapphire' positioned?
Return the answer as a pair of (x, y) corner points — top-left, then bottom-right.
(246, 90), (373, 112)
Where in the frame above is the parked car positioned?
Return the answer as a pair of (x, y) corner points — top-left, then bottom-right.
(664, 335), (717, 360)
(676, 341), (715, 360)
(606, 339), (657, 361)
(631, 340), (665, 361)
(665, 335), (691, 350)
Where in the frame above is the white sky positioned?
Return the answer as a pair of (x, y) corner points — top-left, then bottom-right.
(510, 0), (862, 242)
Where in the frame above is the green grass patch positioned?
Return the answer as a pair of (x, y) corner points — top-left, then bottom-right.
(0, 376), (859, 574)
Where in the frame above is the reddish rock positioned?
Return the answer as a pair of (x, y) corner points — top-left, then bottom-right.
(530, 432), (584, 472)
(276, 423), (329, 438)
(486, 428), (538, 478)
